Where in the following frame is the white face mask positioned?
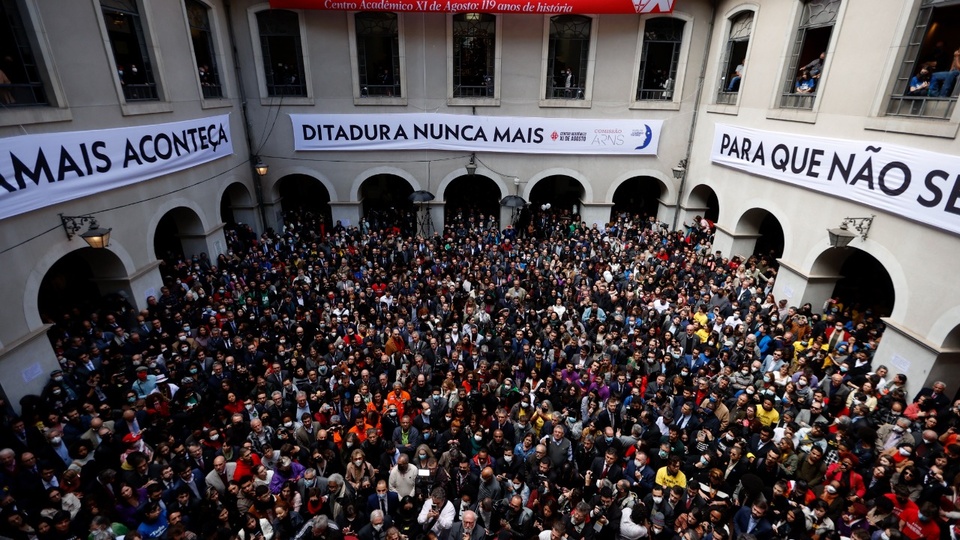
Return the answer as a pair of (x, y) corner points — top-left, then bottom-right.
(354, 459), (363, 467)
(652, 496), (663, 504)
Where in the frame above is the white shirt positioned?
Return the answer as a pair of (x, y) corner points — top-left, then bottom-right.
(418, 499), (455, 536)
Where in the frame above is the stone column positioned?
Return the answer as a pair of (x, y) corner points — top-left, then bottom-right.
(329, 201), (363, 229)
(712, 224), (761, 259)
(771, 260), (843, 310)
(580, 202), (615, 229)
(875, 318), (947, 394)
(0, 326), (62, 413)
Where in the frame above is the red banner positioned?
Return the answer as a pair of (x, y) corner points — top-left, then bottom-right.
(269, 0), (674, 15)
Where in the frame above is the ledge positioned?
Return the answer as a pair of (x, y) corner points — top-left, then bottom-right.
(766, 107), (818, 124)
(353, 96), (408, 107)
(120, 101), (175, 117)
(629, 100), (682, 111)
(705, 103), (740, 116)
(0, 106), (73, 127)
(447, 97), (501, 107)
(863, 116), (959, 139)
(539, 99), (592, 109)
(259, 97), (315, 107)
(200, 98), (236, 110)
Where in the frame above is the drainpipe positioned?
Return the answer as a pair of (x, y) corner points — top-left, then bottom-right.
(224, 0), (269, 233)
(672, 0), (719, 231)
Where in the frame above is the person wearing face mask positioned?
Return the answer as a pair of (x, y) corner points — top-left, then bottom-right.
(388, 454), (418, 498)
(357, 509), (394, 540)
(900, 501), (940, 540)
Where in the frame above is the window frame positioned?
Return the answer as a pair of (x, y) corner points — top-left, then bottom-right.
(180, 0), (231, 106)
(447, 12), (502, 107)
(714, 9), (755, 106)
(93, 0), (172, 116)
(629, 12), (693, 111)
(0, 0), (71, 127)
(247, 3), (313, 106)
(774, 0), (842, 112)
(884, 0), (960, 121)
(348, 11), (406, 106)
(539, 14), (598, 109)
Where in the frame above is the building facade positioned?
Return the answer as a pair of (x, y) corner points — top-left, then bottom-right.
(1, 0), (959, 408)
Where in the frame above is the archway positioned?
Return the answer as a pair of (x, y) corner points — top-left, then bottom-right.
(359, 174), (415, 234)
(277, 174), (333, 230)
(688, 184), (720, 222)
(611, 176), (664, 221)
(154, 207), (205, 263)
(527, 175), (586, 235)
(38, 248), (131, 326)
(825, 249), (895, 319)
(444, 175), (501, 229)
(219, 182), (255, 226)
(735, 208), (784, 261)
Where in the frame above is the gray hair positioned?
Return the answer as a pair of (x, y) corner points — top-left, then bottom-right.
(370, 509), (384, 522)
(312, 514), (329, 530)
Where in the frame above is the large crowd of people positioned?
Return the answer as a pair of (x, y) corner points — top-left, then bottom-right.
(4, 204), (956, 540)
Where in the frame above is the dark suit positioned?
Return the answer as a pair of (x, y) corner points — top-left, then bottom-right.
(590, 457), (623, 484)
(366, 491), (400, 518)
(446, 521), (485, 540)
(733, 505), (774, 540)
(356, 516), (393, 540)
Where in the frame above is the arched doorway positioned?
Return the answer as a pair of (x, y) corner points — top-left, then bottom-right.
(527, 175), (586, 236)
(814, 249), (895, 319)
(154, 207), (205, 263)
(611, 177), (664, 221)
(277, 174), (333, 230)
(38, 248), (131, 326)
(735, 208), (785, 261)
(444, 175), (501, 229)
(360, 174), (415, 234)
(219, 182), (255, 226)
(687, 184), (720, 222)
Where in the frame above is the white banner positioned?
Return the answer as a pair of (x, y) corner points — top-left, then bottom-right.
(291, 113), (662, 155)
(711, 124), (960, 237)
(0, 114), (234, 221)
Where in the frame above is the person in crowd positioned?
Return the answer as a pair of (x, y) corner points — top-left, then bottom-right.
(13, 205), (916, 540)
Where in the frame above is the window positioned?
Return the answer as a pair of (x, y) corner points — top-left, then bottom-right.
(886, 0), (960, 120)
(636, 18), (684, 101)
(453, 13), (495, 98)
(716, 11), (753, 105)
(546, 15), (591, 100)
(0, 0), (46, 107)
(257, 9), (306, 97)
(101, 0), (158, 101)
(778, 0), (840, 110)
(356, 12), (400, 98)
(186, 0), (222, 99)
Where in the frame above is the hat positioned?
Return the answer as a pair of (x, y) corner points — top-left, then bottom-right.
(136, 366), (148, 372)
(651, 512), (666, 527)
(122, 433), (142, 443)
(155, 374), (168, 383)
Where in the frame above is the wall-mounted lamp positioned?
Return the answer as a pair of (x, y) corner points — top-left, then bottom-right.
(465, 154), (477, 176)
(672, 159), (688, 180)
(60, 214), (112, 249)
(827, 215), (874, 248)
(254, 156), (269, 177)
